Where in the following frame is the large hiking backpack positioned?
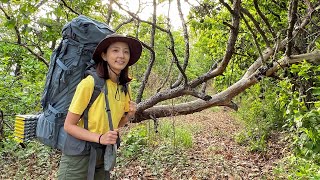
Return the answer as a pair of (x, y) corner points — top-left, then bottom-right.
(36, 15), (114, 152)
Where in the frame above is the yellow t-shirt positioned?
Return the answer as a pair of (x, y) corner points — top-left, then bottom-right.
(68, 75), (130, 134)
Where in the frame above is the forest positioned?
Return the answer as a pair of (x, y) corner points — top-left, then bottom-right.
(0, 0), (320, 179)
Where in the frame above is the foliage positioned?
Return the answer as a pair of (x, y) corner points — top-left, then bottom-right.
(234, 79), (284, 152)
(119, 125), (148, 158)
(279, 61), (320, 164)
(119, 118), (194, 159)
(274, 155), (320, 179)
(0, 43), (46, 117)
(116, 118), (195, 178)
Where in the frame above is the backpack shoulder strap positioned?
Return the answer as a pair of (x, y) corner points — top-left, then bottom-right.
(82, 67), (105, 130)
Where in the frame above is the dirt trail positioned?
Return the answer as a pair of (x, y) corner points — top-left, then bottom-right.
(115, 108), (287, 179)
(182, 108), (282, 179)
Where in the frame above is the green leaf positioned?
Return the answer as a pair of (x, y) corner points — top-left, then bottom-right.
(4, 19), (16, 29)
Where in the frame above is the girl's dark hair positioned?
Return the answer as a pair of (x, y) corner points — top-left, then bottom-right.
(96, 61), (132, 85)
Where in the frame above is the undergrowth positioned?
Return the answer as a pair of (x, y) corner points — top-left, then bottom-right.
(0, 137), (59, 179)
(274, 155), (320, 179)
(234, 79), (284, 152)
(115, 117), (199, 178)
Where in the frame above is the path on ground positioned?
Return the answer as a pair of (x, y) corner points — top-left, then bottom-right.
(114, 108), (287, 179)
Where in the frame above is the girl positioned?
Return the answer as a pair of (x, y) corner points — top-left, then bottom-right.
(57, 33), (142, 180)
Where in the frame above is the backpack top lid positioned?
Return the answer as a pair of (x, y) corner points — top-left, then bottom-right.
(62, 15), (114, 45)
(92, 33), (143, 66)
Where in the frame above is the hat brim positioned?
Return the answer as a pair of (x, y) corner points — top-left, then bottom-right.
(92, 34), (142, 66)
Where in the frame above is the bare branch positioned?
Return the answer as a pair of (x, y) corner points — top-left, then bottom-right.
(60, 0), (80, 15)
(136, 0), (157, 103)
(135, 50), (320, 122)
(223, 21), (235, 29)
(219, 0), (234, 14)
(137, 0), (241, 113)
(114, 18), (134, 31)
(307, 32), (320, 52)
(105, 0), (114, 25)
(183, 87), (212, 101)
(241, 7), (271, 47)
(285, 0), (298, 57)
(113, 1), (169, 34)
(241, 14), (265, 63)
(267, 50), (320, 76)
(157, 58), (174, 93)
(171, 0), (190, 88)
(169, 45), (188, 85)
(187, 0), (241, 88)
(0, 5), (21, 44)
(21, 43), (49, 67)
(253, 0), (276, 39)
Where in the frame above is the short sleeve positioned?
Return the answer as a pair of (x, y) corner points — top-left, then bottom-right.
(68, 76), (94, 115)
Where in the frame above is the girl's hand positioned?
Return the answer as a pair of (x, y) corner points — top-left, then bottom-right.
(99, 129), (118, 145)
(127, 101), (137, 117)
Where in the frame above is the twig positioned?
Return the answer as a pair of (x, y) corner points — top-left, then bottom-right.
(157, 58), (174, 93)
(241, 7), (271, 47)
(60, 0), (80, 15)
(241, 14), (265, 63)
(219, 0), (234, 14)
(169, 45), (188, 86)
(114, 18), (134, 31)
(113, 1), (169, 34)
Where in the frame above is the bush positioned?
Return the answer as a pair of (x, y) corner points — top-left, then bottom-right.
(235, 79), (284, 152)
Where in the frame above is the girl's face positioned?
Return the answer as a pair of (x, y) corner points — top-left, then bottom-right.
(101, 41), (130, 74)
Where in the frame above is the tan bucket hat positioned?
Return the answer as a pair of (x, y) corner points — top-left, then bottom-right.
(92, 33), (142, 66)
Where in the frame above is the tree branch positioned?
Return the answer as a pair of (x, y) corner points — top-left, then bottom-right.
(60, 0), (80, 15)
(136, 0), (157, 103)
(171, 0), (190, 88)
(187, 0), (241, 88)
(285, 0), (298, 57)
(114, 18), (134, 31)
(157, 58), (174, 93)
(253, 0), (276, 39)
(0, 5), (21, 44)
(113, 1), (169, 34)
(241, 13), (265, 63)
(241, 7), (271, 47)
(135, 50), (320, 122)
(105, 0), (114, 25)
(21, 43), (49, 67)
(219, 0), (234, 14)
(267, 50), (320, 76)
(169, 45), (188, 86)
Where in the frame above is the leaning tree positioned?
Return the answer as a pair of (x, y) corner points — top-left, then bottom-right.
(0, 0), (319, 123)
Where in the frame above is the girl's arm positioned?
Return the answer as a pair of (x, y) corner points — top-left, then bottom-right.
(64, 111), (118, 145)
